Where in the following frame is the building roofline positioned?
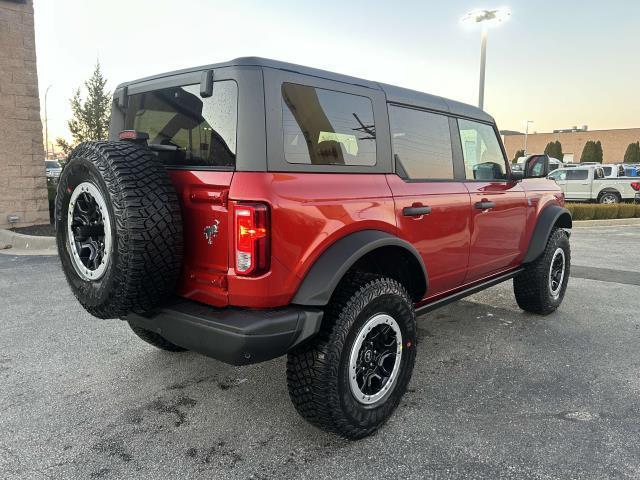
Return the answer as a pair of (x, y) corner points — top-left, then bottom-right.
(506, 126), (640, 136)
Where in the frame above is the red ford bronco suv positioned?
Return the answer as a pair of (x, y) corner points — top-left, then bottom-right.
(56, 57), (571, 439)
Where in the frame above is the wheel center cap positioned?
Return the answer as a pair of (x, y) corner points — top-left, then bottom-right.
(364, 350), (373, 363)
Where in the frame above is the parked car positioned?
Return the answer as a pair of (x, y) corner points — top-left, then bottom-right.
(55, 57), (572, 439)
(45, 160), (62, 179)
(548, 166), (640, 203)
(516, 155), (563, 172)
(623, 164), (640, 177)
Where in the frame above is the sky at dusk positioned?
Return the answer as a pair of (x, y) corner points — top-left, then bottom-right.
(33, 0), (640, 148)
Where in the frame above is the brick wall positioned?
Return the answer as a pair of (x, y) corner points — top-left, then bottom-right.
(0, 0), (49, 228)
(503, 128), (640, 164)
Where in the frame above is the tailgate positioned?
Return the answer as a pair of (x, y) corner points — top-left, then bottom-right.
(169, 170), (233, 307)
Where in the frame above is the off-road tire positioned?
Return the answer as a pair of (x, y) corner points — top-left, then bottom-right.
(287, 273), (417, 439)
(56, 141), (183, 319)
(514, 228), (570, 315)
(128, 324), (187, 352)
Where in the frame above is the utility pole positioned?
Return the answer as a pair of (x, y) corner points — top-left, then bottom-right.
(524, 120), (533, 156)
(44, 85), (52, 159)
(478, 27), (488, 110)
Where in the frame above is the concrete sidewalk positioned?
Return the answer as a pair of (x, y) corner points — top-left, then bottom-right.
(0, 228), (56, 256)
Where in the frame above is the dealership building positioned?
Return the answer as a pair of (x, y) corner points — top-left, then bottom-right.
(502, 127), (640, 164)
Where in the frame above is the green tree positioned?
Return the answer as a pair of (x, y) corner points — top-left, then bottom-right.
(55, 137), (73, 156)
(66, 61), (111, 145)
(623, 141), (640, 163)
(594, 140), (603, 163)
(544, 140), (563, 161)
(580, 140), (603, 163)
(512, 149), (525, 163)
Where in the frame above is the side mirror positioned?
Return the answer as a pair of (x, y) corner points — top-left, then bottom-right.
(510, 170), (524, 181)
(524, 155), (549, 178)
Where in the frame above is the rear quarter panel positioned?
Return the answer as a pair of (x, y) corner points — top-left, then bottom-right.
(227, 172), (396, 307)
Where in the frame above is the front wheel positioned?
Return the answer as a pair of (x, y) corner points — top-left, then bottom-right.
(514, 228), (570, 315)
(287, 273), (417, 439)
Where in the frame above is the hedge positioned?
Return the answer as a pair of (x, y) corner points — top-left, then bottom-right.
(566, 203), (640, 221)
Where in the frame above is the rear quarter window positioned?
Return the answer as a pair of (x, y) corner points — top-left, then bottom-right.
(124, 80), (238, 169)
(281, 83), (376, 166)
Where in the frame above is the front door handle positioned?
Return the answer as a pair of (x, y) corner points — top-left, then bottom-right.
(403, 205), (432, 217)
(475, 200), (495, 210)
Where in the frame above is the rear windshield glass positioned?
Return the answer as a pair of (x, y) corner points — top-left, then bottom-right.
(281, 83), (376, 166)
(124, 81), (237, 168)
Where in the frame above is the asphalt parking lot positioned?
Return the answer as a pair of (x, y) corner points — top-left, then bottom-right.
(1, 225), (639, 480)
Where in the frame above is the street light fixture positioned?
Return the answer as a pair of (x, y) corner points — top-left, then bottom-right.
(461, 7), (511, 110)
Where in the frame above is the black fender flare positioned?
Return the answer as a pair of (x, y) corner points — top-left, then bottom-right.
(291, 230), (428, 306)
(523, 205), (572, 263)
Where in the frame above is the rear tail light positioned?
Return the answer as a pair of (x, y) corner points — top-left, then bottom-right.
(118, 130), (149, 143)
(631, 182), (640, 192)
(234, 203), (269, 275)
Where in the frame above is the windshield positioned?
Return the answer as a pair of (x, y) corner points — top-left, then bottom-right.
(45, 161), (60, 169)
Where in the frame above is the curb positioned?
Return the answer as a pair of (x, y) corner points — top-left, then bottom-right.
(0, 229), (57, 256)
(572, 218), (640, 227)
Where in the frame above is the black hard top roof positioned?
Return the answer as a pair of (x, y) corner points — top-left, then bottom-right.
(118, 56), (494, 123)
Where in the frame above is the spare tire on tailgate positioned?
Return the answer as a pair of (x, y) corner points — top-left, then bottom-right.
(55, 141), (183, 319)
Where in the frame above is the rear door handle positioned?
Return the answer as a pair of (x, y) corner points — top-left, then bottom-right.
(403, 205), (432, 217)
(475, 201), (495, 210)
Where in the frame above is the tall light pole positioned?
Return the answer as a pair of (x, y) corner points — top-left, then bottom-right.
(524, 120), (533, 156)
(44, 84), (52, 159)
(462, 8), (511, 110)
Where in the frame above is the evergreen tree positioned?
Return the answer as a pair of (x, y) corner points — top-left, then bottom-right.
(580, 141), (597, 163)
(512, 149), (525, 163)
(594, 140), (603, 163)
(66, 61), (111, 145)
(623, 142), (640, 163)
(543, 140), (564, 161)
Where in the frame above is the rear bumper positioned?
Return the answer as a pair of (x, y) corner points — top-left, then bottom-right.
(125, 301), (323, 365)
(634, 193), (640, 203)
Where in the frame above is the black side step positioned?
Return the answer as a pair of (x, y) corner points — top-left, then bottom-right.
(415, 268), (524, 316)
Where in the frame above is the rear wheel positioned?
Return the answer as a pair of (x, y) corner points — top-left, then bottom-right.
(286, 273), (417, 439)
(514, 228), (570, 315)
(599, 191), (620, 204)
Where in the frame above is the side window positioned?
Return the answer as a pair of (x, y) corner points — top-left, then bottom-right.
(457, 119), (507, 180)
(281, 83), (376, 166)
(566, 169), (589, 181)
(125, 80), (237, 168)
(389, 106), (454, 180)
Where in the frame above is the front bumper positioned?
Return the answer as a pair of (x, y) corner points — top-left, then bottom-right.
(125, 301), (323, 365)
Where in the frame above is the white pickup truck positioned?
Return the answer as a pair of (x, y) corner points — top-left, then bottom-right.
(548, 166), (640, 203)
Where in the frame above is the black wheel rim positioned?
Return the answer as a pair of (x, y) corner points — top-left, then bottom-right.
(349, 314), (402, 404)
(67, 182), (112, 280)
(548, 247), (565, 297)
